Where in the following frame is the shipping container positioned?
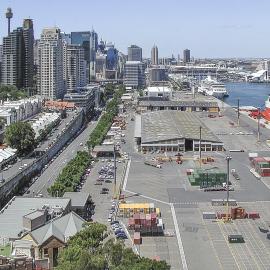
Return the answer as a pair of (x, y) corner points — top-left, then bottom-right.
(202, 212), (216, 219)
(133, 232), (142, 245)
(211, 199), (237, 206)
(249, 153), (258, 160)
(248, 212), (260, 219)
(228, 234), (245, 243)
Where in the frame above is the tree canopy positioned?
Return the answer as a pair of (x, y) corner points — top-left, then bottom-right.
(87, 85), (126, 149)
(0, 85), (28, 101)
(48, 151), (92, 196)
(4, 121), (36, 156)
(56, 222), (170, 270)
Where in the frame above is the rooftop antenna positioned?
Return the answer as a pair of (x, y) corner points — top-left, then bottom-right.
(6, 7), (13, 35)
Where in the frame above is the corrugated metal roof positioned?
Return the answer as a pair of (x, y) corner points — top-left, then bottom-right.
(134, 115), (141, 138)
(63, 192), (90, 208)
(139, 100), (218, 108)
(141, 111), (221, 144)
(0, 197), (71, 239)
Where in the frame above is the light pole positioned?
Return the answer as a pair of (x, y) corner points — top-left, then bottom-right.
(257, 108), (261, 142)
(225, 156), (232, 222)
(199, 126), (202, 168)
(113, 144), (117, 199)
(237, 99), (240, 126)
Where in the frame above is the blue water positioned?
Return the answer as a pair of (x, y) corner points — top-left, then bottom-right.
(224, 82), (270, 108)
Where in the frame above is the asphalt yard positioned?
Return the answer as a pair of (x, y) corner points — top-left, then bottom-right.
(120, 107), (270, 270)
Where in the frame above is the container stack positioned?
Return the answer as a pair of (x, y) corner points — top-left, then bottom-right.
(187, 168), (227, 187)
(251, 157), (270, 177)
(231, 207), (246, 219)
(128, 212), (164, 236)
(119, 203), (160, 218)
(247, 212), (260, 219)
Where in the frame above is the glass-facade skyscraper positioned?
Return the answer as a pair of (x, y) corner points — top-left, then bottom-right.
(71, 31), (90, 82)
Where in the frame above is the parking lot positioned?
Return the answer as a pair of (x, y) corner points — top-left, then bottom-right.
(81, 158), (127, 224)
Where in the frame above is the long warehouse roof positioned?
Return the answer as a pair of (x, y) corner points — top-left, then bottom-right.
(141, 111), (221, 144)
(138, 100), (218, 108)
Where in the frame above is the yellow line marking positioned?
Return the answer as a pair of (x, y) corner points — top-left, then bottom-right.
(197, 208), (224, 270)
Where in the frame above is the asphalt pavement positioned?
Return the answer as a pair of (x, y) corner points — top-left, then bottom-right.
(25, 121), (98, 197)
(0, 111), (77, 187)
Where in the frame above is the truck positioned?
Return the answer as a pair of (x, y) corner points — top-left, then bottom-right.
(144, 159), (161, 168)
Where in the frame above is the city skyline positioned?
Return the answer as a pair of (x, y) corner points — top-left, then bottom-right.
(1, 0), (270, 58)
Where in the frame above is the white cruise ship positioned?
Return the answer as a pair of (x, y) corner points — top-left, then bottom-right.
(198, 76), (229, 99)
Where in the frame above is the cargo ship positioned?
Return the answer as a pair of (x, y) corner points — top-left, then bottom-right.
(249, 95), (270, 121)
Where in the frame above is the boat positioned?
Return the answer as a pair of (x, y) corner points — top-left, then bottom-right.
(249, 95), (270, 121)
(261, 95), (270, 121)
(198, 76), (229, 99)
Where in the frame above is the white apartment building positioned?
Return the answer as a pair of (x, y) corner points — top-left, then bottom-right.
(0, 97), (42, 126)
(65, 44), (87, 93)
(38, 28), (64, 100)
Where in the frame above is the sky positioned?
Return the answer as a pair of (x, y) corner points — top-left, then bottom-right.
(0, 0), (270, 58)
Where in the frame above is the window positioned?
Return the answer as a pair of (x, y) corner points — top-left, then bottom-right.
(44, 248), (49, 257)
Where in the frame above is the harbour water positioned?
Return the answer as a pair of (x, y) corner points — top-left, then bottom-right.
(224, 82), (270, 108)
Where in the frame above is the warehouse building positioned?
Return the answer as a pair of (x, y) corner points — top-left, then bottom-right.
(137, 100), (219, 113)
(134, 111), (223, 152)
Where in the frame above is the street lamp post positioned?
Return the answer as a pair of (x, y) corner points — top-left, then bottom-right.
(237, 99), (240, 126)
(257, 108), (261, 142)
(113, 144), (117, 199)
(199, 126), (202, 168)
(225, 156), (232, 222)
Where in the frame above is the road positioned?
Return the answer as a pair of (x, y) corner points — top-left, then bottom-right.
(0, 111), (77, 187)
(25, 121), (98, 197)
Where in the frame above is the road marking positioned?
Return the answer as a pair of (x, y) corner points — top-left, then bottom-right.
(119, 220), (139, 255)
(123, 158), (131, 191)
(197, 208), (224, 270)
(125, 189), (169, 205)
(170, 203), (188, 270)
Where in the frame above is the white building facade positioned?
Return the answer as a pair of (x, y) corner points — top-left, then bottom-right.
(38, 28), (64, 100)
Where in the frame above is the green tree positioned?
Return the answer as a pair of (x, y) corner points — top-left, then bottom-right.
(48, 151), (92, 196)
(56, 222), (170, 270)
(104, 83), (115, 99)
(0, 85), (28, 101)
(4, 122), (36, 156)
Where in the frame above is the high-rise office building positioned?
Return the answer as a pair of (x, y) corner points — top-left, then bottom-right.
(89, 30), (98, 80)
(151, 45), (158, 65)
(183, 49), (191, 63)
(106, 45), (118, 70)
(38, 27), (64, 99)
(150, 67), (167, 82)
(2, 28), (24, 87)
(61, 32), (71, 44)
(128, 45), (142, 62)
(95, 52), (106, 79)
(2, 19), (34, 89)
(65, 44), (87, 93)
(0, 45), (3, 62)
(22, 19), (34, 88)
(0, 45), (3, 83)
(71, 31), (90, 82)
(124, 61), (145, 89)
